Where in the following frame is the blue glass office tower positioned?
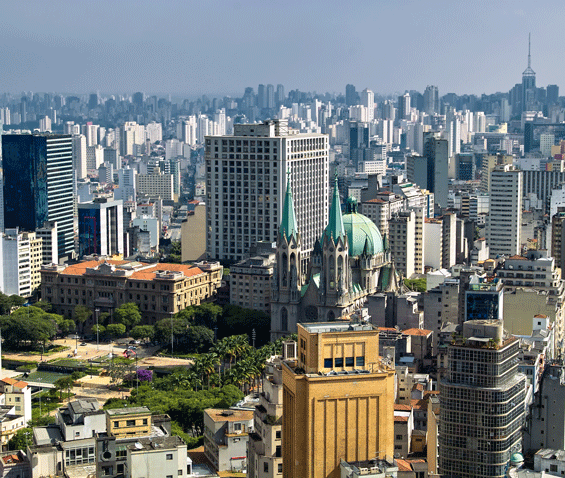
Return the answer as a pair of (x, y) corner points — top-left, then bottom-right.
(2, 134), (74, 262)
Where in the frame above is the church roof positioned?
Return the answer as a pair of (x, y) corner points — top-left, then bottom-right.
(342, 210), (384, 257)
(279, 172), (299, 242)
(324, 175), (346, 242)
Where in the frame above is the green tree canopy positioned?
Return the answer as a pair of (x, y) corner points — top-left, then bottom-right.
(193, 302), (222, 329)
(106, 323), (126, 339)
(0, 306), (59, 350)
(8, 428), (32, 451)
(113, 303), (141, 331)
(131, 325), (155, 342)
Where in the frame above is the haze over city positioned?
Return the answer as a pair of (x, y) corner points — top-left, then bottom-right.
(1, 0), (564, 96)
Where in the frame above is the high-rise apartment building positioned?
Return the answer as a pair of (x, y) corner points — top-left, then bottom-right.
(282, 322), (395, 478)
(551, 208), (565, 273)
(388, 210), (416, 279)
(2, 133), (74, 262)
(439, 319), (526, 478)
(360, 88), (374, 121)
(72, 134), (88, 180)
(407, 133), (449, 209)
(486, 165), (523, 258)
(205, 119), (329, 263)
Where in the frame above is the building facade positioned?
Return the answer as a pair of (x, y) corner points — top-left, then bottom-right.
(439, 320), (526, 478)
(78, 198), (124, 258)
(282, 322), (395, 478)
(40, 259), (223, 324)
(205, 119), (329, 263)
(2, 134), (74, 261)
(486, 165), (523, 258)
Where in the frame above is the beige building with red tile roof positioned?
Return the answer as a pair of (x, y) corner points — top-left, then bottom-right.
(40, 259), (223, 324)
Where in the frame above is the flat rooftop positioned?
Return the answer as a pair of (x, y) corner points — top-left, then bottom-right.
(106, 406), (150, 416)
(301, 322), (374, 334)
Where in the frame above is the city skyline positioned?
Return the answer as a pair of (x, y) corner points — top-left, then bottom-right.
(0, 1), (563, 96)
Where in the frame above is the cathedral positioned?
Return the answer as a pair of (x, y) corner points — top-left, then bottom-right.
(270, 175), (398, 339)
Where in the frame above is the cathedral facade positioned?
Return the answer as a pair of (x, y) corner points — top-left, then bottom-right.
(271, 176), (396, 339)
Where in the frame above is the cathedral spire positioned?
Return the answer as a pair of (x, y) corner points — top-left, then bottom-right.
(279, 169), (299, 241)
(325, 172), (346, 242)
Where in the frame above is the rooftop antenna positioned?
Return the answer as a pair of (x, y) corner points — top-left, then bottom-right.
(528, 32), (531, 69)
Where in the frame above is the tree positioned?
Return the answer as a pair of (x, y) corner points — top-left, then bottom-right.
(8, 428), (32, 450)
(0, 306), (58, 350)
(131, 325), (155, 342)
(174, 308), (195, 324)
(58, 319), (76, 336)
(113, 303), (141, 331)
(154, 317), (188, 347)
(54, 376), (75, 401)
(33, 300), (53, 312)
(404, 278), (426, 293)
(193, 303), (222, 329)
(106, 323), (126, 340)
(91, 324), (106, 336)
(182, 326), (214, 354)
(73, 305), (92, 333)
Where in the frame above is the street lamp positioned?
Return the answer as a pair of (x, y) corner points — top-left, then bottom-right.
(95, 308), (100, 352)
(169, 312), (174, 357)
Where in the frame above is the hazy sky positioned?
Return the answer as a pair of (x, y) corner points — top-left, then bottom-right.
(0, 0), (563, 97)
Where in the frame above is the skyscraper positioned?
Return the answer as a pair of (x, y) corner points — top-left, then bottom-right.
(486, 165), (522, 258)
(345, 84), (359, 106)
(2, 134), (75, 262)
(439, 319), (526, 478)
(205, 119), (329, 263)
(360, 88), (374, 121)
(282, 322), (395, 478)
(424, 85), (439, 115)
(398, 92), (411, 120)
(522, 34), (536, 112)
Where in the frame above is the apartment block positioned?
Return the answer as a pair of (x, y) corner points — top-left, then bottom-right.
(205, 119), (329, 262)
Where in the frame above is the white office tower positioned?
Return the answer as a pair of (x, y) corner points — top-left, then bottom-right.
(214, 109), (226, 136)
(198, 115), (210, 144)
(486, 165), (523, 258)
(145, 121), (163, 143)
(82, 123), (99, 146)
(360, 89), (375, 121)
(205, 119), (329, 262)
(38, 116), (52, 132)
(0, 107), (10, 125)
(447, 116), (461, 156)
(178, 117), (198, 145)
(115, 167), (137, 202)
(540, 133), (555, 157)
(165, 139), (184, 160)
(1, 228), (32, 297)
(474, 112), (486, 133)
(86, 145), (104, 171)
(72, 134), (88, 180)
(120, 121), (145, 156)
(348, 105), (368, 122)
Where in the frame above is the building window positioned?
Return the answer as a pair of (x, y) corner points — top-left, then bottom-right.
(346, 357), (354, 366)
(264, 463), (269, 473)
(143, 419), (148, 425)
(324, 358), (332, 368)
(334, 357), (344, 368)
(166, 454), (173, 460)
(126, 420), (135, 427)
(278, 463), (283, 473)
(276, 430), (281, 439)
(234, 423), (242, 431)
(356, 356), (365, 367)
(178, 470), (182, 476)
(396, 435), (403, 440)
(114, 421), (119, 428)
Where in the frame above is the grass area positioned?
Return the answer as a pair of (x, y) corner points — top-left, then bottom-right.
(3, 344), (70, 356)
(23, 371), (71, 385)
(48, 358), (90, 368)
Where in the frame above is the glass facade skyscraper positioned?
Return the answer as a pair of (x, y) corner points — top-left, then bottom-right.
(2, 134), (74, 262)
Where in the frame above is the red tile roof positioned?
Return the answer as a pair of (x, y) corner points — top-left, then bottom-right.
(58, 260), (204, 281)
(394, 404), (412, 411)
(402, 328), (432, 336)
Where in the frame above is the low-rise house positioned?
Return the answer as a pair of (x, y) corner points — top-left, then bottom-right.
(203, 408), (254, 473)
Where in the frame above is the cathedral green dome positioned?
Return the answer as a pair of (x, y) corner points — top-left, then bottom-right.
(342, 197), (384, 257)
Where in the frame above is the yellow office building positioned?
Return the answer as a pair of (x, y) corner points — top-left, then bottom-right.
(282, 322), (395, 478)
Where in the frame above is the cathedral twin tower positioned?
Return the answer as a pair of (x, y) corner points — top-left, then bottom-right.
(270, 174), (395, 339)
